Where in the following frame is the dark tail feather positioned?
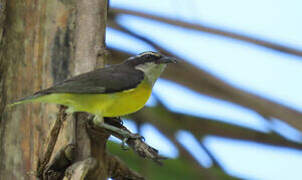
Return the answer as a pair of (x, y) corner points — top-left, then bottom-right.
(7, 93), (42, 107)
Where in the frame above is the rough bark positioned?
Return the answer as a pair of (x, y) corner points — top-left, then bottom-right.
(0, 1), (77, 179)
(40, 0), (111, 179)
(0, 0), (151, 179)
(0, 0), (110, 179)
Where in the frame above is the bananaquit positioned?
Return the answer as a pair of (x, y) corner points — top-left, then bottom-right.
(10, 51), (176, 137)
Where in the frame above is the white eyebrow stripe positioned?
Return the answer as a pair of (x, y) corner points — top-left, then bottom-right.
(137, 51), (161, 57)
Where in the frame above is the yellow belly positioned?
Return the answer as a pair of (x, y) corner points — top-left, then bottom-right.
(36, 79), (152, 117)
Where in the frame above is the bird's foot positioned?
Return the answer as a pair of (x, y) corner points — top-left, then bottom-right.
(93, 115), (145, 150)
(121, 133), (145, 150)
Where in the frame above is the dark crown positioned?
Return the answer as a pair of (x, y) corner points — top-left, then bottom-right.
(125, 51), (162, 66)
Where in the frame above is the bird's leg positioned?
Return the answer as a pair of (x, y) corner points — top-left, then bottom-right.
(93, 115), (136, 138)
(93, 115), (143, 148)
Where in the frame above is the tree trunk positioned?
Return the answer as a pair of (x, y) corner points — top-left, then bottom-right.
(0, 0), (110, 179)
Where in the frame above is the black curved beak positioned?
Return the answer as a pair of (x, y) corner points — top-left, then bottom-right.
(159, 56), (177, 64)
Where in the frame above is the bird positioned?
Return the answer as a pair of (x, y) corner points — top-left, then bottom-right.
(9, 51), (176, 138)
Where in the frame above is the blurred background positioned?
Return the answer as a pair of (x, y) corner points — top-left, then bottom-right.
(106, 0), (302, 179)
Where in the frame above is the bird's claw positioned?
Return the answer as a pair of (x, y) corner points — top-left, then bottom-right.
(139, 135), (145, 142)
(120, 133), (145, 150)
(129, 133), (145, 141)
(118, 117), (123, 125)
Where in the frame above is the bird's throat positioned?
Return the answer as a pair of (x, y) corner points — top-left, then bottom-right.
(136, 63), (167, 86)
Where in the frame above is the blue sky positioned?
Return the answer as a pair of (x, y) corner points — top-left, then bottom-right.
(108, 0), (302, 179)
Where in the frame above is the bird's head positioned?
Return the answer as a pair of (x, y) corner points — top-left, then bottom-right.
(125, 51), (177, 85)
